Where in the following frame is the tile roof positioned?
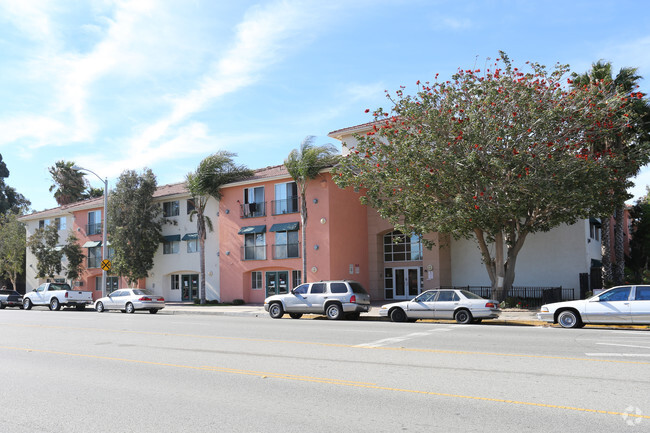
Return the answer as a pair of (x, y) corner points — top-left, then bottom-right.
(328, 121), (377, 139)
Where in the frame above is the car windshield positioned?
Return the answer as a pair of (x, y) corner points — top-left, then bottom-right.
(0, 290), (17, 295)
(132, 289), (153, 296)
(349, 282), (368, 294)
(460, 290), (484, 300)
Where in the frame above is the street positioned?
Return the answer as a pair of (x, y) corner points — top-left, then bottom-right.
(2, 309), (649, 432)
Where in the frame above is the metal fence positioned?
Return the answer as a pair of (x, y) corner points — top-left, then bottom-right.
(440, 286), (576, 309)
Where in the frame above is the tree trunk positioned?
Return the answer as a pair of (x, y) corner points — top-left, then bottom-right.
(300, 189), (308, 284)
(601, 215), (612, 286)
(198, 211), (206, 304)
(613, 206), (625, 285)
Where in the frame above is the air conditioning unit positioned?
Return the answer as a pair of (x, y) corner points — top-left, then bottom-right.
(75, 281), (84, 287)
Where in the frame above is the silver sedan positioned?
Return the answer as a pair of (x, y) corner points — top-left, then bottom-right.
(379, 289), (501, 324)
(94, 289), (165, 314)
(538, 285), (650, 328)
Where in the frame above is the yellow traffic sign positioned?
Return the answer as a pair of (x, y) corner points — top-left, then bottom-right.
(100, 259), (112, 271)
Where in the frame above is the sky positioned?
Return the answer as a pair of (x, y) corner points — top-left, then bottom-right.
(2, 0), (650, 212)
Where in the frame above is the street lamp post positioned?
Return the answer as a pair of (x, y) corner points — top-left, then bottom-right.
(72, 165), (108, 298)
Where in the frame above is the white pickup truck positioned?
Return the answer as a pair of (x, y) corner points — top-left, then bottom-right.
(23, 282), (93, 311)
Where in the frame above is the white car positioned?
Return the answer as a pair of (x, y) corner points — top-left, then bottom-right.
(379, 289), (501, 324)
(95, 289), (165, 314)
(538, 285), (650, 328)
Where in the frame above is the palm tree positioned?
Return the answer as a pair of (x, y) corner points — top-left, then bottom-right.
(285, 136), (338, 284)
(49, 160), (88, 205)
(186, 151), (252, 304)
(572, 61), (650, 286)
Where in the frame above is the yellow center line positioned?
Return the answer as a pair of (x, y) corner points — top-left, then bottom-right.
(3, 322), (650, 365)
(2, 344), (648, 421)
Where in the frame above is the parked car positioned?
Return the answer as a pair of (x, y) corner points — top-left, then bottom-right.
(94, 289), (165, 314)
(0, 289), (23, 309)
(379, 289), (501, 324)
(23, 283), (93, 311)
(264, 280), (371, 320)
(538, 285), (650, 328)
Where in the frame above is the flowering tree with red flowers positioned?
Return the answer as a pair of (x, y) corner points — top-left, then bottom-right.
(335, 52), (648, 301)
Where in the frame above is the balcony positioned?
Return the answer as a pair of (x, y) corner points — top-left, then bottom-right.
(271, 196), (299, 215)
(241, 245), (267, 261)
(240, 202), (266, 219)
(272, 243), (300, 259)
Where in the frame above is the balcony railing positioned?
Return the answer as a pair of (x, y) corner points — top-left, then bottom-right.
(272, 243), (300, 259)
(271, 197), (300, 215)
(240, 202), (266, 219)
(241, 245), (267, 261)
(86, 222), (102, 235)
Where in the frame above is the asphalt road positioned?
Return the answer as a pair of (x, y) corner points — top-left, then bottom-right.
(2, 308), (649, 432)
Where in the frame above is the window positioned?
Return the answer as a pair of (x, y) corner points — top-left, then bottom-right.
(39, 219), (51, 229)
(163, 201), (180, 217)
(384, 268), (394, 299)
(87, 211), (102, 235)
(310, 283), (326, 294)
(252, 272), (263, 290)
(55, 217), (66, 230)
(599, 286), (631, 302)
(88, 246), (101, 268)
(244, 232), (266, 260)
(242, 186), (265, 218)
(273, 182), (298, 215)
(171, 275), (180, 290)
(383, 231), (422, 262)
(293, 283), (308, 294)
(330, 283), (348, 294)
(95, 276), (119, 293)
(164, 238), (180, 254)
(187, 238), (199, 253)
(292, 270), (301, 288)
(186, 199), (196, 215)
(636, 287), (650, 301)
(437, 291), (460, 302)
(273, 229), (299, 259)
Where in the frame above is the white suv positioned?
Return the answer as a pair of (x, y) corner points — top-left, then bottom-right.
(264, 280), (371, 320)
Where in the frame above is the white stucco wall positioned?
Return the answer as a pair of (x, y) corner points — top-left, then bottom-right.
(147, 197), (220, 301)
(450, 220), (598, 297)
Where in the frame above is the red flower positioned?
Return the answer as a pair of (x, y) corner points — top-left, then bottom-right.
(474, 205), (480, 209)
(364, 109), (370, 113)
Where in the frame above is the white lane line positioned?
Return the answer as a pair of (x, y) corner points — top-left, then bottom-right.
(355, 328), (454, 348)
(596, 342), (650, 350)
(585, 353), (650, 358)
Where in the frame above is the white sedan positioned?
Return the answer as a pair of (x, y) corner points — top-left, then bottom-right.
(379, 289), (501, 324)
(538, 285), (650, 328)
(94, 289), (165, 314)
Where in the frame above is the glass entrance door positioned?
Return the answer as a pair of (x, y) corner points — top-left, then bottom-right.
(181, 274), (199, 301)
(392, 267), (420, 299)
(266, 271), (289, 297)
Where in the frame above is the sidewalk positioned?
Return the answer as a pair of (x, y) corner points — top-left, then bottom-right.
(160, 302), (542, 325)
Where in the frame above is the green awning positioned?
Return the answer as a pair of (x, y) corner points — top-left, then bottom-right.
(238, 225), (266, 235)
(182, 233), (198, 241)
(589, 217), (602, 227)
(269, 222), (299, 232)
(163, 234), (181, 242)
(82, 241), (101, 248)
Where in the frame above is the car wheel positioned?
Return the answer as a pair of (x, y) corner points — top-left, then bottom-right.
(96, 302), (105, 313)
(454, 309), (473, 324)
(389, 308), (407, 323)
(49, 298), (61, 311)
(269, 303), (284, 319)
(149, 309), (159, 314)
(23, 298), (32, 310)
(326, 303), (343, 320)
(557, 310), (582, 329)
(125, 303), (135, 314)
(289, 313), (302, 319)
(0, 302), (5, 309)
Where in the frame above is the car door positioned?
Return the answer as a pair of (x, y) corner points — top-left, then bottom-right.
(32, 284), (48, 305)
(630, 286), (650, 324)
(584, 286), (632, 323)
(307, 283), (327, 313)
(104, 291), (122, 310)
(283, 284), (310, 312)
(432, 290), (461, 320)
(406, 291), (437, 319)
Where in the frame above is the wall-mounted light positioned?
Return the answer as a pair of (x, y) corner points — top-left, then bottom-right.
(314, 245), (319, 250)
(208, 271), (213, 276)
(320, 218), (326, 224)
(225, 251), (230, 256)
(311, 266), (318, 273)
(225, 209), (230, 214)
(313, 198), (318, 204)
